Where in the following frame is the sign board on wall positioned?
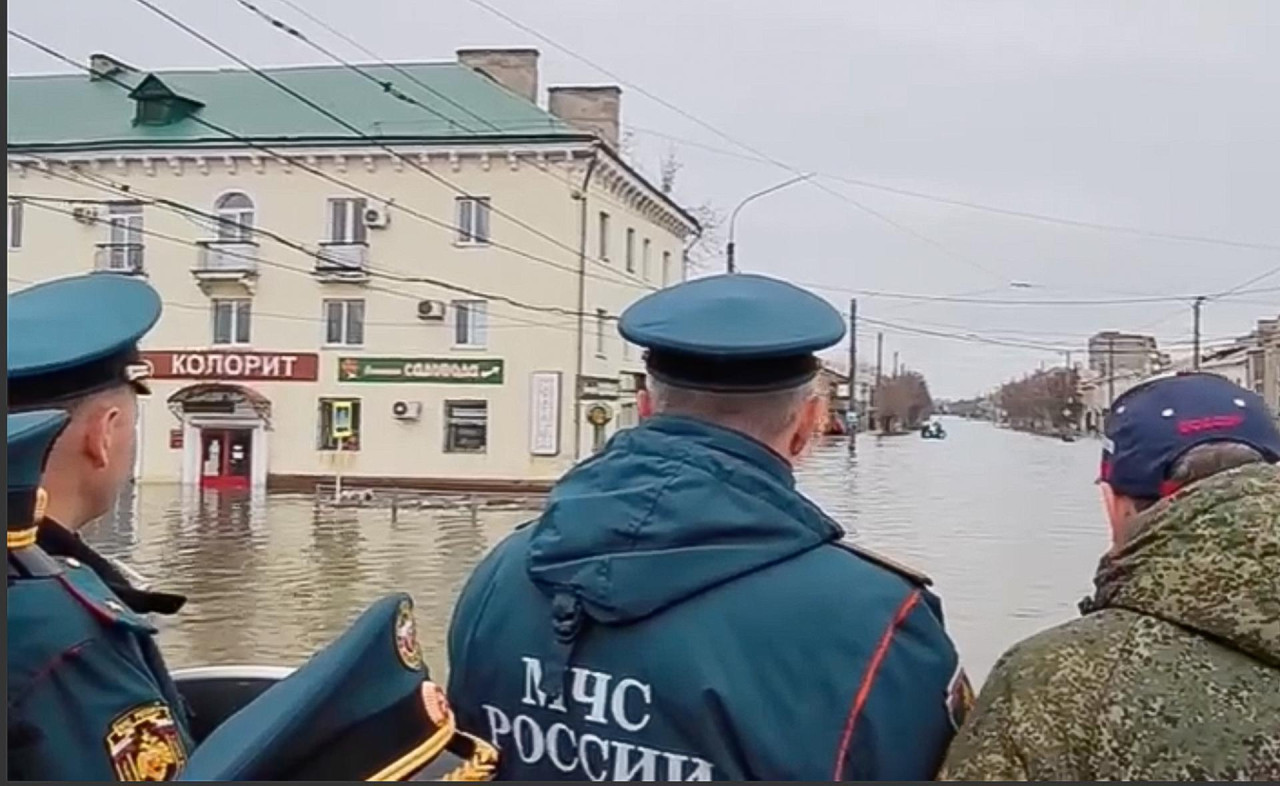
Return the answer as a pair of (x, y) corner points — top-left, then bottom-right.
(338, 357), (504, 384)
(142, 351), (319, 381)
(529, 372), (562, 456)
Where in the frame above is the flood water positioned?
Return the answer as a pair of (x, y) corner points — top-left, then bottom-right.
(89, 416), (1107, 685)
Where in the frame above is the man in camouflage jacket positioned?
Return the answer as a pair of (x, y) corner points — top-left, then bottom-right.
(941, 374), (1280, 781)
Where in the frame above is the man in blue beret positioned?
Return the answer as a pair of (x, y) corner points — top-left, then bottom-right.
(942, 372), (1280, 781)
(7, 273), (194, 780)
(179, 593), (498, 781)
(448, 273), (968, 780)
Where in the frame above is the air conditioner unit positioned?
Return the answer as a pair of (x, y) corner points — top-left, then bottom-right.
(72, 205), (100, 224)
(363, 206), (390, 229)
(392, 400), (422, 420)
(416, 299), (446, 321)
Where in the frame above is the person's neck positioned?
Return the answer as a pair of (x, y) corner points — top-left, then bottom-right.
(41, 494), (92, 532)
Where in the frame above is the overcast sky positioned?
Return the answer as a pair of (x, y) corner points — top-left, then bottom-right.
(9, 0), (1279, 397)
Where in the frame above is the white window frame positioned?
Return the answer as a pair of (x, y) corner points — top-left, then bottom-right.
(8, 199), (23, 250)
(453, 300), (489, 348)
(104, 202), (144, 271)
(598, 211), (610, 261)
(444, 400), (489, 454)
(326, 197), (368, 244)
(214, 191), (256, 242)
(455, 197), (491, 245)
(625, 228), (636, 273)
(595, 309), (608, 358)
(211, 298), (252, 346)
(323, 298), (366, 346)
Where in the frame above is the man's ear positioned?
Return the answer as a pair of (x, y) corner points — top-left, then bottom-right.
(637, 388), (654, 419)
(82, 403), (122, 470)
(788, 395), (824, 458)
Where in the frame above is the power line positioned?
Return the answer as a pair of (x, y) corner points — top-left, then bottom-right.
(462, 0), (1013, 284)
(17, 196), (588, 334)
(239, 0), (665, 234)
(811, 282), (1280, 307)
(6, 28), (657, 296)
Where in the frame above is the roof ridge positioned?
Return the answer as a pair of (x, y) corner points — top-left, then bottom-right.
(9, 60), (464, 80)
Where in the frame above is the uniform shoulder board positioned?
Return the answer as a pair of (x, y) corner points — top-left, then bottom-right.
(833, 540), (933, 587)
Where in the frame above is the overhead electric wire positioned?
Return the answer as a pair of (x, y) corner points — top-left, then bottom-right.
(17, 197), (586, 334)
(6, 29), (657, 297)
(125, 0), (663, 294)
(238, 0), (668, 231)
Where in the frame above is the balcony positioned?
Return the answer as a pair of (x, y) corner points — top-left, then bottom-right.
(314, 241), (370, 283)
(194, 240), (260, 291)
(94, 243), (145, 275)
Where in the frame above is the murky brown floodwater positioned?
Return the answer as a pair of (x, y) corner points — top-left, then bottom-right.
(89, 416), (1107, 685)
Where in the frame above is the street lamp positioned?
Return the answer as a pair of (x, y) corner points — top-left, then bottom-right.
(725, 172), (814, 273)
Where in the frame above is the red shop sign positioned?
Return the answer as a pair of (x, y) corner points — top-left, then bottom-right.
(142, 351), (319, 382)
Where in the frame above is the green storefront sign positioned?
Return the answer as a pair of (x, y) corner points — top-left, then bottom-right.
(338, 357), (505, 384)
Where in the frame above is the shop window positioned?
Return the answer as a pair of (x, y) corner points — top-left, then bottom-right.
(317, 398), (361, 451)
(445, 401), (488, 453)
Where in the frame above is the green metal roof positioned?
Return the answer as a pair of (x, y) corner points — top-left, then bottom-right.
(7, 61), (585, 151)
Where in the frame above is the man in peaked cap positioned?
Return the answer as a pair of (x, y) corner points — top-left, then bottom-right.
(8, 272), (187, 618)
(179, 594), (498, 781)
(7, 274), (195, 780)
(942, 372), (1280, 781)
(7, 409), (193, 781)
(448, 273), (968, 780)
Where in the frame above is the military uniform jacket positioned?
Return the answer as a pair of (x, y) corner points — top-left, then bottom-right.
(7, 546), (193, 781)
(448, 416), (966, 781)
(941, 464), (1280, 781)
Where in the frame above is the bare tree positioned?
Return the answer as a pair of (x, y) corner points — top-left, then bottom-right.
(659, 146), (682, 195)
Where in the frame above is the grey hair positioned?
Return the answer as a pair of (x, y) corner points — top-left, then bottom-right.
(646, 376), (819, 444)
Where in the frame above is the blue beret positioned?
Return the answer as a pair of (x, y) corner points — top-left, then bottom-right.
(619, 274), (846, 391)
(1102, 372), (1280, 499)
(180, 594), (493, 781)
(8, 273), (161, 408)
(8, 410), (68, 531)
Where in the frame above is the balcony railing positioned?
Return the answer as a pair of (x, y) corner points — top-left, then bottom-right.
(94, 243), (145, 274)
(196, 240), (259, 275)
(315, 241), (370, 280)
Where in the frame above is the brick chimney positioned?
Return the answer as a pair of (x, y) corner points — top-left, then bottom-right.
(456, 48), (539, 103)
(548, 86), (622, 149)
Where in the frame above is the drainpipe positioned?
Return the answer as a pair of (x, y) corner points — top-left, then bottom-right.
(572, 143), (601, 461)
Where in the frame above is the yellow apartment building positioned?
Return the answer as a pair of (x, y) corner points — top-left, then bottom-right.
(7, 48), (699, 491)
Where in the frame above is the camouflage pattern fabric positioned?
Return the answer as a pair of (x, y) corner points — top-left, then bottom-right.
(940, 463), (1280, 781)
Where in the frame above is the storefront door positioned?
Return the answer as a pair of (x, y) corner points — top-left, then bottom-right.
(200, 428), (253, 490)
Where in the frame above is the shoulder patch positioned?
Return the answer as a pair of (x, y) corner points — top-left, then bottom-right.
(394, 598), (424, 672)
(945, 664), (976, 731)
(834, 540), (933, 586)
(106, 701), (187, 781)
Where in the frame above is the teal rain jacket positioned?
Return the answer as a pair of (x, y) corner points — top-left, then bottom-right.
(448, 416), (965, 781)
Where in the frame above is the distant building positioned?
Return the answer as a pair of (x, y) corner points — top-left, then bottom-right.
(1087, 331), (1162, 377)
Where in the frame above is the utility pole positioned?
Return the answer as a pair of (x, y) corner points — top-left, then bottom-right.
(1107, 335), (1116, 407)
(848, 299), (857, 443)
(1192, 296), (1206, 370)
(892, 350), (900, 377)
(873, 332), (884, 431)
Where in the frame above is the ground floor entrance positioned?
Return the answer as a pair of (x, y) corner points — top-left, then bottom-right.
(200, 428), (254, 490)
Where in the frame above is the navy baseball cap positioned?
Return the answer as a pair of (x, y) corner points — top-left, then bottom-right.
(1100, 372), (1280, 500)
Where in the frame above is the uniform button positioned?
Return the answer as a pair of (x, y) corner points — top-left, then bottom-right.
(105, 600), (125, 613)
(65, 558), (82, 569)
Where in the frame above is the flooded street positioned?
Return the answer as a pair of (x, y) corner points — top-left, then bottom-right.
(90, 416), (1107, 685)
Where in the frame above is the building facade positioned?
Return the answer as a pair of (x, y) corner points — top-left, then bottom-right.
(7, 49), (698, 490)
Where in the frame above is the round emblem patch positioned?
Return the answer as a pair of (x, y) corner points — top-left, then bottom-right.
(105, 701), (187, 781)
(394, 599), (424, 672)
(421, 681), (452, 726)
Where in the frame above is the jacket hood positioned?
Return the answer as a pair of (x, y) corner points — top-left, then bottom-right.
(526, 416), (842, 626)
(1093, 463), (1280, 667)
